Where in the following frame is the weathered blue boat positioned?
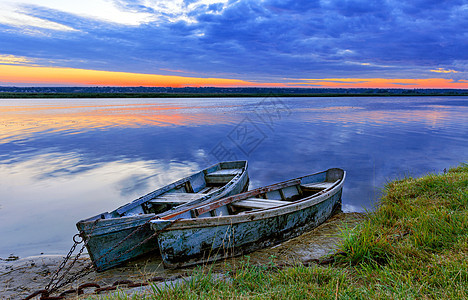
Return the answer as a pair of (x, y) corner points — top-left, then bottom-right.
(76, 161), (249, 271)
(150, 168), (345, 268)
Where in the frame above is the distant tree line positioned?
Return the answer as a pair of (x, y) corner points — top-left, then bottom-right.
(0, 86), (467, 98)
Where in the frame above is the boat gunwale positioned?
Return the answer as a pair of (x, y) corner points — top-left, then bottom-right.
(152, 169), (346, 230)
(76, 160), (248, 232)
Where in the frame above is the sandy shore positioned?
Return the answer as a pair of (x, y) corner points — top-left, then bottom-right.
(0, 212), (363, 299)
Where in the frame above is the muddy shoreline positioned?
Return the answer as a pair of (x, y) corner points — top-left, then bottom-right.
(0, 212), (363, 299)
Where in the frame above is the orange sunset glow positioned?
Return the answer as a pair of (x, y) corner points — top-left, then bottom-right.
(0, 102), (239, 143)
(289, 78), (468, 89)
(1, 64), (467, 89)
(0, 65), (281, 88)
(2, 2), (468, 297)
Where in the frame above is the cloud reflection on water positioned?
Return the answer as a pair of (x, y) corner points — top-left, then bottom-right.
(297, 105), (464, 129)
(0, 96), (467, 258)
(2, 98), (466, 144)
(0, 99), (244, 143)
(0, 152), (201, 257)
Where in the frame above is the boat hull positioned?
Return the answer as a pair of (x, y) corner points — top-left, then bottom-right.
(155, 170), (344, 268)
(76, 161), (249, 271)
(77, 215), (156, 271)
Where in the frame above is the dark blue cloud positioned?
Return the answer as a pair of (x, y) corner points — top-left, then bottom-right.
(0, 0), (466, 81)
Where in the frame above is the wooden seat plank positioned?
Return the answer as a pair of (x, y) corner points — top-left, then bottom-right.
(149, 193), (202, 205)
(207, 169), (242, 176)
(205, 169), (242, 184)
(198, 186), (222, 194)
(232, 198), (288, 210)
(301, 181), (337, 190)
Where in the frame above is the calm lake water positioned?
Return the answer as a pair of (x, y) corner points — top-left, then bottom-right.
(0, 96), (467, 258)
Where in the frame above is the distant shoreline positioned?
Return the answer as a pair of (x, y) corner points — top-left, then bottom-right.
(1, 92), (468, 98)
(1, 87), (467, 98)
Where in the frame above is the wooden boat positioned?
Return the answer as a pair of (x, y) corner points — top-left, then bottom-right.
(76, 161), (249, 271)
(150, 168), (345, 268)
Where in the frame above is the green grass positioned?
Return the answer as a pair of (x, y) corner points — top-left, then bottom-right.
(96, 163), (468, 299)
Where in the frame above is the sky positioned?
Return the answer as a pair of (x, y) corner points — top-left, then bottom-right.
(0, 0), (467, 88)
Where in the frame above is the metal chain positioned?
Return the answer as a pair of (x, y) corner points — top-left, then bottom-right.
(49, 262), (95, 294)
(47, 274), (179, 299)
(44, 234), (83, 292)
(44, 219), (99, 293)
(47, 240), (92, 293)
(25, 214), (176, 299)
(26, 217), (172, 299)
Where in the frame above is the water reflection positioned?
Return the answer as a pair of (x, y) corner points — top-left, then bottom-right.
(0, 99), (246, 143)
(0, 153), (201, 257)
(0, 96), (467, 257)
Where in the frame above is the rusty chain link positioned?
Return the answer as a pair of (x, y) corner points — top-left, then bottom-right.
(26, 258), (335, 299)
(43, 234), (82, 292)
(25, 217), (174, 299)
(44, 219), (100, 293)
(25, 273), (182, 299)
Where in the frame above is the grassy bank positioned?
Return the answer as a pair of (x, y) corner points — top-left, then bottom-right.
(99, 164), (467, 299)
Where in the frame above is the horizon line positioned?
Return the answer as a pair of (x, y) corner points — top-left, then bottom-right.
(1, 64), (467, 89)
